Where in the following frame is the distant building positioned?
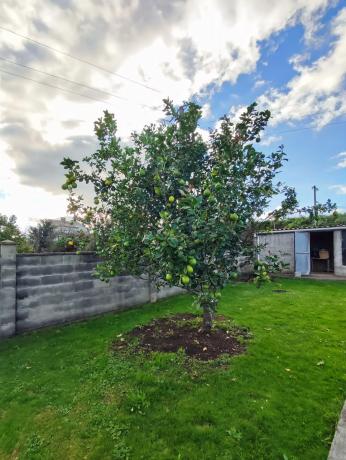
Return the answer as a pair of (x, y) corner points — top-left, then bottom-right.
(48, 217), (86, 235)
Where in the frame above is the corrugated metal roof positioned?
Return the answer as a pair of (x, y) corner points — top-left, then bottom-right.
(257, 223), (346, 234)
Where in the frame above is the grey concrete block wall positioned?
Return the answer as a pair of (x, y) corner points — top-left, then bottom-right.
(257, 232), (295, 273)
(0, 245), (183, 339)
(0, 241), (17, 338)
(16, 253), (150, 333)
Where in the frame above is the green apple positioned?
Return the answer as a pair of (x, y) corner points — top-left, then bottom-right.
(186, 265), (194, 274)
(160, 211), (169, 219)
(165, 273), (173, 282)
(168, 195), (175, 203)
(229, 213), (239, 222)
(181, 275), (190, 285)
(188, 257), (197, 266)
(105, 178), (113, 186)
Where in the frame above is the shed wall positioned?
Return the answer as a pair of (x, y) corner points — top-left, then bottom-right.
(258, 232), (295, 273)
(334, 231), (346, 276)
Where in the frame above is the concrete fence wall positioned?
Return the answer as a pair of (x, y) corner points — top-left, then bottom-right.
(0, 241), (182, 339)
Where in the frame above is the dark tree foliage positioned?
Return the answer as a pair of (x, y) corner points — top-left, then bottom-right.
(28, 220), (55, 253)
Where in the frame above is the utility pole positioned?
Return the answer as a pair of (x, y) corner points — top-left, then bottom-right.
(312, 185), (319, 219)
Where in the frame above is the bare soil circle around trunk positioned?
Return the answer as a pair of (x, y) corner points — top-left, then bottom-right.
(112, 313), (250, 361)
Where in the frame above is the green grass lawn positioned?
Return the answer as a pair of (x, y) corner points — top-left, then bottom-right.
(0, 278), (346, 460)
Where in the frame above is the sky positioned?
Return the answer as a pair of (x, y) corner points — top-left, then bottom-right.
(0, 0), (345, 229)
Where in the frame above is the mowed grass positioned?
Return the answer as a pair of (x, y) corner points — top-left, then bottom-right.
(0, 279), (346, 460)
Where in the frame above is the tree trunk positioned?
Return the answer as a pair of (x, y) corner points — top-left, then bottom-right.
(202, 303), (213, 333)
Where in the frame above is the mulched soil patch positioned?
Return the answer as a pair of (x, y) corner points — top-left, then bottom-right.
(112, 313), (249, 361)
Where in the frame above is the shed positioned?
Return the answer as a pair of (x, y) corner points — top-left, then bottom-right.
(256, 225), (346, 277)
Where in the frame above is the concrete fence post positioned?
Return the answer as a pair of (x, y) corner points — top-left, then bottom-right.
(0, 240), (17, 338)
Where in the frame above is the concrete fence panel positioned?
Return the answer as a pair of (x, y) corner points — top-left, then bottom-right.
(0, 242), (182, 339)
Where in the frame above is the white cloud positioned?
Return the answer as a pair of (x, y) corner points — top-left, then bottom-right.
(0, 0), (336, 225)
(0, 149), (69, 229)
(196, 127), (209, 142)
(258, 7), (346, 128)
(201, 102), (211, 119)
(260, 134), (283, 146)
(330, 184), (346, 195)
(253, 79), (267, 89)
(335, 151), (346, 168)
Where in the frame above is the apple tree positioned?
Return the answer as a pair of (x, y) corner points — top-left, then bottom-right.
(61, 100), (286, 331)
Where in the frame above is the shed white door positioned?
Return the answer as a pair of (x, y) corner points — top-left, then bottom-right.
(295, 232), (310, 275)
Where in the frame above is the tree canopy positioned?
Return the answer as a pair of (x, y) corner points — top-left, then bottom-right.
(0, 214), (31, 253)
(61, 100), (289, 330)
(28, 220), (55, 253)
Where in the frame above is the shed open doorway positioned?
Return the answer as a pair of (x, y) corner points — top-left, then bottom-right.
(310, 231), (334, 273)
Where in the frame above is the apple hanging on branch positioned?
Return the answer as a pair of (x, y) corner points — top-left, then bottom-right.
(61, 99), (287, 331)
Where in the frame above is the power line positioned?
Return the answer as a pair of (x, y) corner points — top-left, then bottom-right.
(0, 56), (128, 101)
(2, 56), (344, 134)
(0, 56), (158, 110)
(0, 25), (161, 93)
(270, 119), (346, 136)
(0, 67), (117, 106)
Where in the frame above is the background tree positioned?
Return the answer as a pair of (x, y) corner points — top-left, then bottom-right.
(28, 220), (55, 252)
(266, 186), (298, 226)
(0, 214), (32, 252)
(298, 199), (336, 224)
(258, 196), (337, 231)
(61, 100), (288, 331)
